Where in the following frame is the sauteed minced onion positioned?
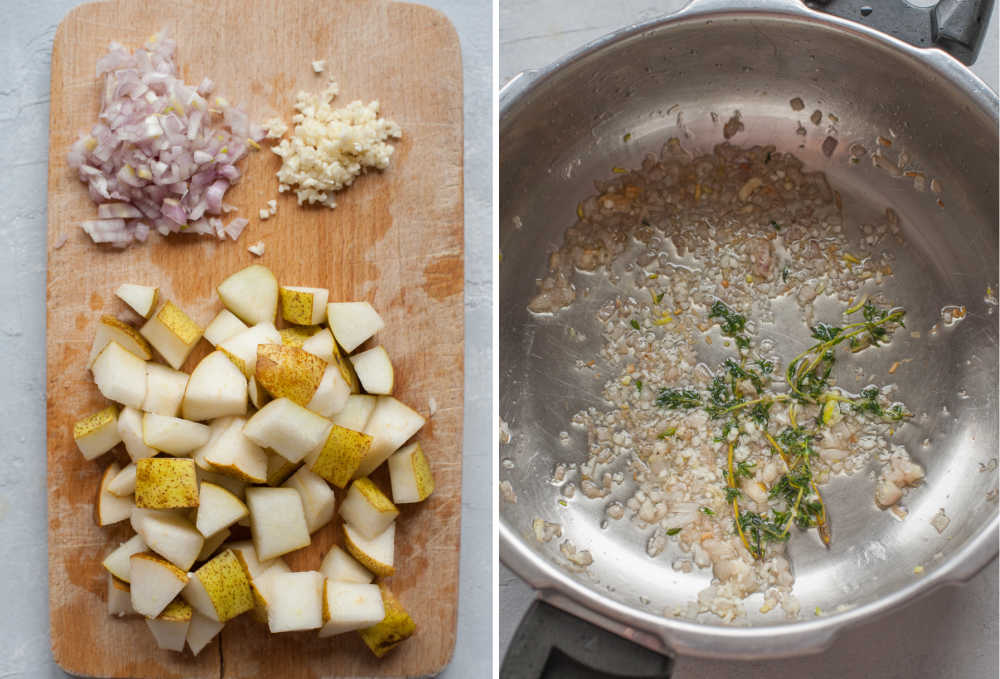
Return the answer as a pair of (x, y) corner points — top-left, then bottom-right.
(531, 135), (926, 621)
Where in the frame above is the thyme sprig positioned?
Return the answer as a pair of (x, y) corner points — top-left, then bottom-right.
(651, 300), (905, 559)
(764, 430), (830, 546)
(787, 301), (905, 403)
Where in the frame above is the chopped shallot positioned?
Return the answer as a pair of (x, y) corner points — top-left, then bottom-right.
(224, 218), (249, 241)
(67, 31), (262, 247)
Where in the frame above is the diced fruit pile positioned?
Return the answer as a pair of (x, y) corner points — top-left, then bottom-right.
(76, 264), (434, 657)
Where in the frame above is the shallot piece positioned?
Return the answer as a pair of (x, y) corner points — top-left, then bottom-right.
(67, 31), (263, 246)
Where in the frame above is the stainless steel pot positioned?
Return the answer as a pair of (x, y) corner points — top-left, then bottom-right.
(499, 0), (998, 670)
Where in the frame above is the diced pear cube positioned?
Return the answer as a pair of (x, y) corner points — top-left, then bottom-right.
(349, 346), (394, 395)
(225, 540), (278, 580)
(118, 406), (157, 461)
(243, 398), (331, 464)
(195, 482), (248, 537)
(265, 450), (301, 487)
(102, 533), (147, 582)
(195, 466), (247, 499)
(357, 396), (425, 478)
(135, 458), (199, 509)
(358, 584), (415, 657)
(248, 565), (279, 624)
(339, 478), (398, 540)
(255, 344), (326, 406)
(266, 571), (324, 633)
(181, 549), (254, 622)
(388, 442), (435, 503)
(280, 285), (329, 325)
(115, 284), (159, 319)
(131, 509), (204, 571)
(247, 558), (292, 624)
(191, 417), (235, 470)
(279, 325), (320, 348)
(331, 394), (377, 432)
(97, 461), (134, 526)
(307, 423), (371, 488)
(217, 264), (278, 326)
(107, 461), (137, 497)
(74, 405), (121, 460)
(326, 302), (384, 353)
(199, 418), (267, 486)
(283, 467), (335, 533)
(145, 598), (193, 651)
(246, 487), (311, 561)
(196, 528), (230, 562)
(343, 522), (394, 577)
(107, 574), (136, 617)
(305, 365), (350, 417)
(335, 352), (362, 394)
(92, 341), (147, 409)
(186, 612), (224, 656)
(319, 582), (384, 637)
(140, 301), (203, 370)
(142, 413), (211, 456)
(320, 544), (373, 584)
(248, 376), (271, 409)
(142, 363), (189, 417)
(87, 315), (152, 368)
(218, 322), (281, 377)
(301, 327), (336, 363)
(203, 309), (248, 347)
(129, 552), (189, 618)
(182, 351), (248, 421)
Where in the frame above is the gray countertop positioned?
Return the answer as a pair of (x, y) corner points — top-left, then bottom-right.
(0, 0), (490, 677)
(499, 2), (999, 678)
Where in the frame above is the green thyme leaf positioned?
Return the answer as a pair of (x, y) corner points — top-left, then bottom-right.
(656, 388), (702, 409)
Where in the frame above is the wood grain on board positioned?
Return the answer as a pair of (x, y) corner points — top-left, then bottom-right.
(46, 1), (464, 677)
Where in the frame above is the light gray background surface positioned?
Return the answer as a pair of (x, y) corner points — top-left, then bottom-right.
(0, 0), (490, 677)
(499, 2), (999, 678)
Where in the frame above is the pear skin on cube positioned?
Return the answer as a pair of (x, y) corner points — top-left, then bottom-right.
(191, 549), (255, 622)
(279, 286), (328, 326)
(359, 584), (415, 658)
(135, 458), (199, 509)
(88, 315), (153, 368)
(74, 405), (121, 460)
(279, 325), (320, 348)
(140, 301), (203, 370)
(335, 353), (362, 394)
(255, 344), (327, 406)
(159, 598), (193, 622)
(388, 442), (435, 503)
(339, 478), (399, 540)
(343, 523), (394, 577)
(310, 424), (372, 488)
(266, 451), (302, 487)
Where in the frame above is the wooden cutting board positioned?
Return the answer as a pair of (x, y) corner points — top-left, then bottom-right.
(45, 1), (463, 677)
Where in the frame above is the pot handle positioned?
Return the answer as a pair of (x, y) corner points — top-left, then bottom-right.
(804, 0), (995, 65)
(501, 600), (674, 679)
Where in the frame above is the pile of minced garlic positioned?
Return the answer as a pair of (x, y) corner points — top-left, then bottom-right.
(263, 80), (401, 208)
